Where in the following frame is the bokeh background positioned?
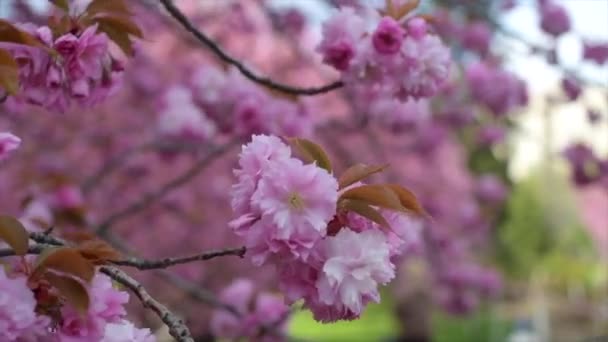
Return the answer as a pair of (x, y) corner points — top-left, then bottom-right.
(1, 0), (607, 341)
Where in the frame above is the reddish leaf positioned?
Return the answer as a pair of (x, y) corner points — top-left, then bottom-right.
(338, 163), (389, 190)
(96, 21), (134, 55)
(341, 199), (391, 228)
(383, 0), (396, 17)
(34, 247), (95, 282)
(0, 49), (19, 94)
(77, 240), (122, 264)
(340, 184), (405, 212)
(288, 137), (332, 172)
(0, 20), (42, 46)
(85, 0), (132, 17)
(61, 230), (97, 244)
(44, 272), (90, 314)
(395, 0), (420, 19)
(94, 15), (143, 38)
(0, 215), (29, 256)
(48, 14), (72, 38)
(386, 184), (426, 216)
(49, 0), (70, 12)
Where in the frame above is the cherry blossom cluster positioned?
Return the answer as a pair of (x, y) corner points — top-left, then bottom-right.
(0, 268), (154, 342)
(465, 62), (528, 117)
(317, 6), (451, 102)
(229, 135), (422, 322)
(210, 278), (290, 341)
(1, 24), (123, 112)
(155, 67), (313, 143)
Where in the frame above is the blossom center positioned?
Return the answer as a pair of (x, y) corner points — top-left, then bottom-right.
(287, 192), (305, 211)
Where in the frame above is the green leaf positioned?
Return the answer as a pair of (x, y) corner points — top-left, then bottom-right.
(288, 137), (332, 173)
(34, 247), (95, 282)
(0, 215), (29, 256)
(341, 199), (391, 228)
(338, 163), (388, 190)
(340, 184), (404, 212)
(44, 272), (90, 314)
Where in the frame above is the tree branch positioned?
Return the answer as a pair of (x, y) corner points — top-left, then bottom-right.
(157, 0), (343, 96)
(95, 140), (239, 235)
(111, 246), (246, 270)
(100, 266), (194, 342)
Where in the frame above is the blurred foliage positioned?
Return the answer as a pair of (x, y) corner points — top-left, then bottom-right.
(431, 307), (511, 342)
(289, 294), (399, 341)
(496, 166), (604, 289)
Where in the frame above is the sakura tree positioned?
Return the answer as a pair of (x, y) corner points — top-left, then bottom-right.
(0, 0), (605, 341)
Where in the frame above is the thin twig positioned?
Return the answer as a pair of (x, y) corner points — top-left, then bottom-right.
(158, 0), (343, 96)
(82, 141), (156, 194)
(95, 140), (239, 235)
(100, 266), (194, 342)
(111, 247), (246, 270)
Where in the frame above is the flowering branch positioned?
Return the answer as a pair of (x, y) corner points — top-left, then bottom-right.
(95, 140), (239, 235)
(110, 246), (247, 270)
(99, 266), (194, 342)
(157, 0), (344, 96)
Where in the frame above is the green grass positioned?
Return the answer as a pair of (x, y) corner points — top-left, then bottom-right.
(289, 298), (399, 342)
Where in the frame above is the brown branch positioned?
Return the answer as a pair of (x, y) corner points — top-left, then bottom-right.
(100, 266), (194, 342)
(95, 140), (239, 235)
(82, 141), (156, 194)
(111, 246), (246, 270)
(157, 0), (343, 96)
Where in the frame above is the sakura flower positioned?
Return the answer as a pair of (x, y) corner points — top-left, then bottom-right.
(372, 17), (405, 55)
(0, 269), (45, 341)
(540, 2), (570, 37)
(399, 34), (451, 100)
(583, 41), (608, 65)
(317, 7), (366, 70)
(0, 132), (21, 161)
(3, 22), (123, 111)
(210, 279), (289, 341)
(101, 321), (155, 342)
(251, 157), (338, 258)
(230, 135), (291, 216)
(59, 274), (129, 341)
(315, 229), (395, 322)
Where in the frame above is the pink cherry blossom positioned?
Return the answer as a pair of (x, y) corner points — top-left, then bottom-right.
(230, 135), (292, 216)
(583, 41), (608, 65)
(0, 132), (21, 161)
(249, 157), (338, 261)
(317, 7), (366, 71)
(315, 229), (395, 322)
(2, 23), (122, 112)
(101, 321), (155, 342)
(210, 278), (289, 341)
(540, 2), (570, 37)
(0, 269), (46, 341)
(372, 17), (405, 55)
(58, 274), (129, 341)
(462, 21), (492, 55)
(398, 34), (451, 100)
